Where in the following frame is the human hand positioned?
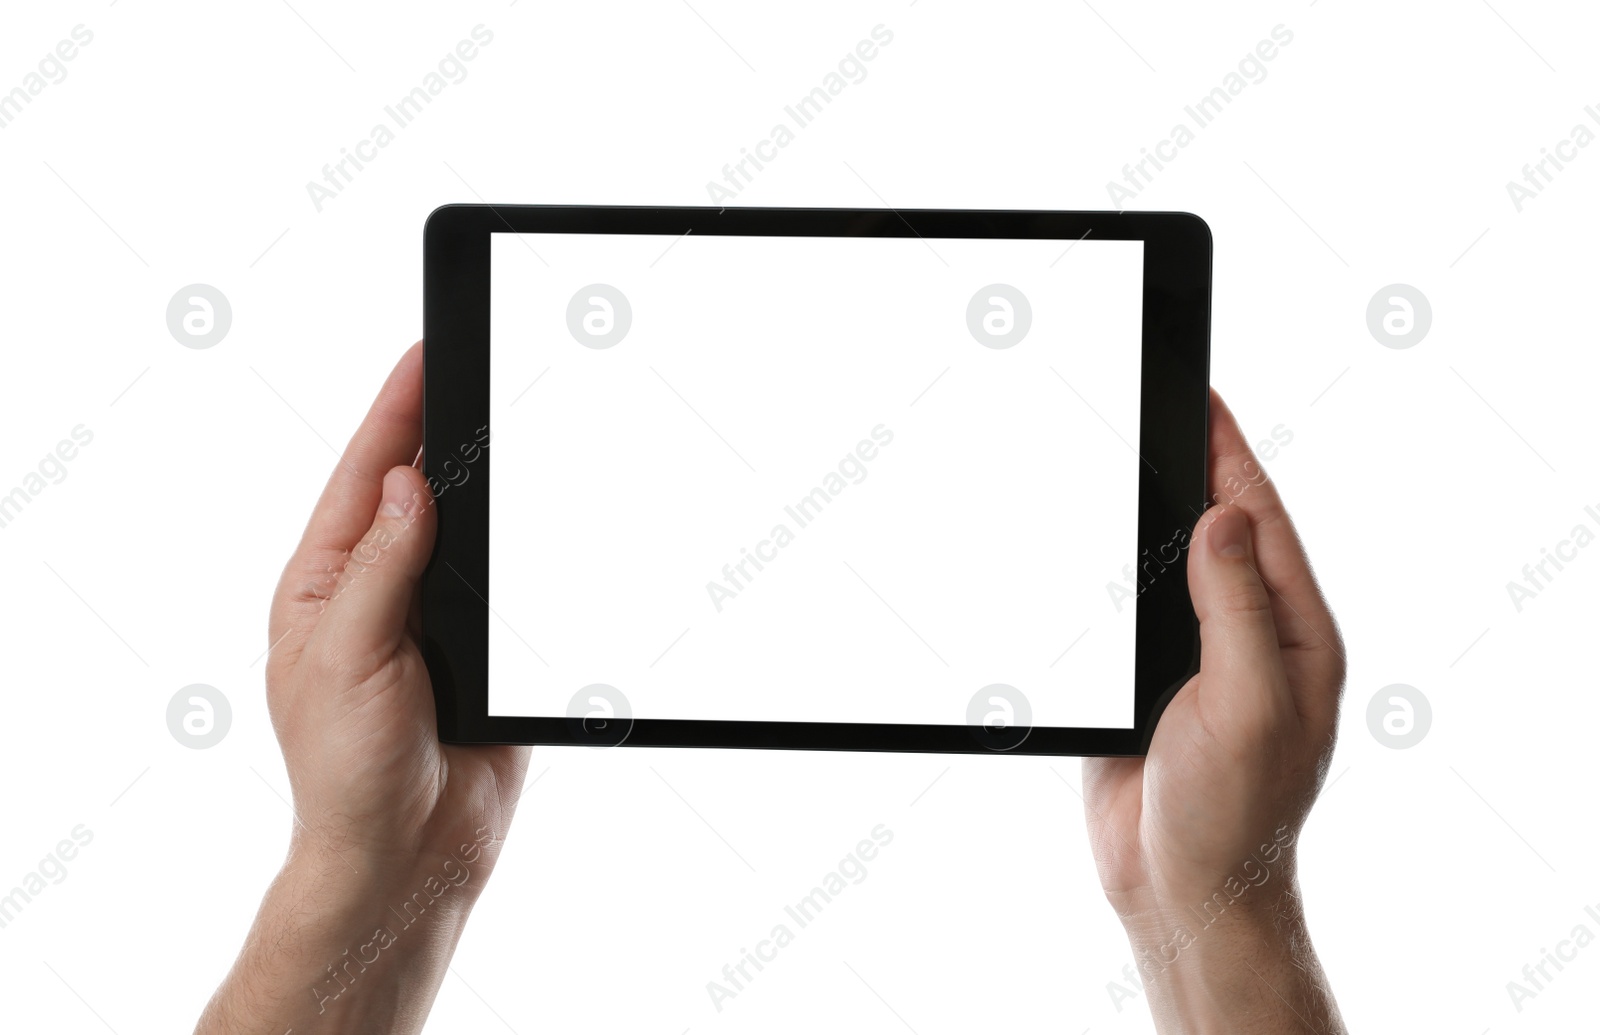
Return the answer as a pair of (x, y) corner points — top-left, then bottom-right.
(197, 343), (530, 1033)
(1083, 389), (1346, 1033)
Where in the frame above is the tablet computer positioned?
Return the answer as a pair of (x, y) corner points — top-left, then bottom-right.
(421, 205), (1209, 755)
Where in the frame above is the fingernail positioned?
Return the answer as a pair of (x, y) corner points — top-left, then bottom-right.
(380, 468), (412, 519)
(1207, 506), (1249, 559)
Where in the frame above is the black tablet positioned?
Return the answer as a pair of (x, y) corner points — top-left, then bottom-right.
(421, 205), (1209, 755)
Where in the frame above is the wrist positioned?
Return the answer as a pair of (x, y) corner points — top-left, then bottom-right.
(197, 829), (501, 1034)
(286, 821), (503, 901)
(1116, 877), (1343, 1035)
(1119, 846), (1300, 944)
(1118, 872), (1298, 982)
(288, 828), (500, 1010)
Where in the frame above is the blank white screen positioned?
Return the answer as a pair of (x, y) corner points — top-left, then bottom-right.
(488, 232), (1143, 729)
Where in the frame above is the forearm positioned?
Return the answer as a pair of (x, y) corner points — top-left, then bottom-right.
(196, 838), (489, 1034)
(1119, 881), (1345, 1035)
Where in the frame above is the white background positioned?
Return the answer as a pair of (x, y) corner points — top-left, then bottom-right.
(0, 1), (1597, 1032)
(489, 233), (1143, 729)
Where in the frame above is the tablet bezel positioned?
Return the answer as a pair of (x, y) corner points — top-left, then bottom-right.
(421, 204), (1209, 756)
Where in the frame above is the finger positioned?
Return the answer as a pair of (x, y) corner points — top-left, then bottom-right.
(271, 342), (425, 647)
(1207, 390), (1345, 696)
(1188, 505), (1296, 739)
(310, 465), (438, 668)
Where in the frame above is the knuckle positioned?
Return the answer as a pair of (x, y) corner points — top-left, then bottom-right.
(305, 634), (375, 687)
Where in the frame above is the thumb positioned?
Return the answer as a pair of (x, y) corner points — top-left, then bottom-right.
(1188, 505), (1292, 729)
(318, 465), (438, 662)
